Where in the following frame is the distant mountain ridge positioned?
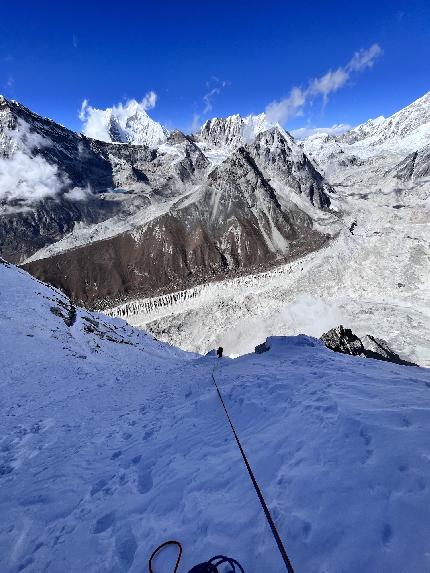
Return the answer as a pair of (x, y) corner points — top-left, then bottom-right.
(1, 91), (430, 310)
(0, 95), (335, 308)
(338, 91), (430, 149)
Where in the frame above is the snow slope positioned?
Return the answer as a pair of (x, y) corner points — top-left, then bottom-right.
(1, 261), (430, 572)
(340, 91), (430, 152)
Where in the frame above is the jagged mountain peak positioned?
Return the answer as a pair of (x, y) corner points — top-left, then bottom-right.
(252, 125), (301, 154)
(247, 126), (334, 209)
(198, 112), (274, 148)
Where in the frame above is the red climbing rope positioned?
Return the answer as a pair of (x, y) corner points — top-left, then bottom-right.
(211, 367), (296, 573)
(149, 540), (183, 573)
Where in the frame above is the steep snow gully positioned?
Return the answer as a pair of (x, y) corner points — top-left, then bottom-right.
(1, 262), (430, 572)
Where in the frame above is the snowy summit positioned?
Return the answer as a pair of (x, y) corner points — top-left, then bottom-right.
(79, 97), (169, 147)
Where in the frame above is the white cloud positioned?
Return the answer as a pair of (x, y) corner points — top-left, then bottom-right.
(141, 90), (157, 110)
(346, 44), (383, 72)
(291, 123), (352, 139)
(0, 151), (67, 205)
(79, 92), (158, 142)
(191, 78), (230, 132)
(63, 185), (92, 201)
(0, 121), (91, 206)
(265, 86), (306, 125)
(308, 68), (349, 102)
(218, 295), (345, 357)
(265, 44), (382, 124)
(190, 113), (201, 133)
(202, 79), (229, 114)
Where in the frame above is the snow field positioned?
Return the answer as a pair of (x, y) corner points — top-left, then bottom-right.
(1, 263), (430, 572)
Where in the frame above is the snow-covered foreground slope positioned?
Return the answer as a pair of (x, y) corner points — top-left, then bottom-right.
(1, 261), (430, 572)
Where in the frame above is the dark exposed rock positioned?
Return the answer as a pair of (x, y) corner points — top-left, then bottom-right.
(247, 127), (334, 209)
(254, 341), (270, 354)
(22, 167), (329, 307)
(321, 325), (417, 367)
(0, 197), (119, 264)
(392, 145), (430, 181)
(321, 325), (364, 356)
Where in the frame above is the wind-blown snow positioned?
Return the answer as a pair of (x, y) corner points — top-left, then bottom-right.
(1, 262), (430, 572)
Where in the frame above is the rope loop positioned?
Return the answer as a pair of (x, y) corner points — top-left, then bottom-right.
(149, 540), (183, 573)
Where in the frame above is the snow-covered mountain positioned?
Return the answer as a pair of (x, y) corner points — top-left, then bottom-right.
(1, 92), (429, 366)
(0, 97), (209, 262)
(339, 91), (430, 151)
(81, 98), (170, 147)
(22, 125), (335, 307)
(0, 96), (336, 307)
(303, 91), (430, 176)
(1, 259), (430, 573)
(104, 92), (430, 366)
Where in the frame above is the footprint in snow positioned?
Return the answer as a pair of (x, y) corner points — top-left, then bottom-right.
(136, 463), (153, 494)
(93, 511), (116, 534)
(359, 427), (374, 462)
(115, 527), (138, 571)
(381, 523), (393, 545)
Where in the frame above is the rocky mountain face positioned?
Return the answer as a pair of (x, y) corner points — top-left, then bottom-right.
(198, 113), (271, 149)
(22, 127), (331, 307)
(0, 98), (210, 263)
(392, 144), (430, 181)
(0, 96), (334, 307)
(248, 128), (333, 208)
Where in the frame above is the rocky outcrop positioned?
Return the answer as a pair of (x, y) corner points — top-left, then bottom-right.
(321, 325), (364, 356)
(392, 145), (430, 181)
(321, 325), (417, 367)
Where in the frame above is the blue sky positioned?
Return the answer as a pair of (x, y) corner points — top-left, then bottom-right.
(1, 0), (429, 134)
